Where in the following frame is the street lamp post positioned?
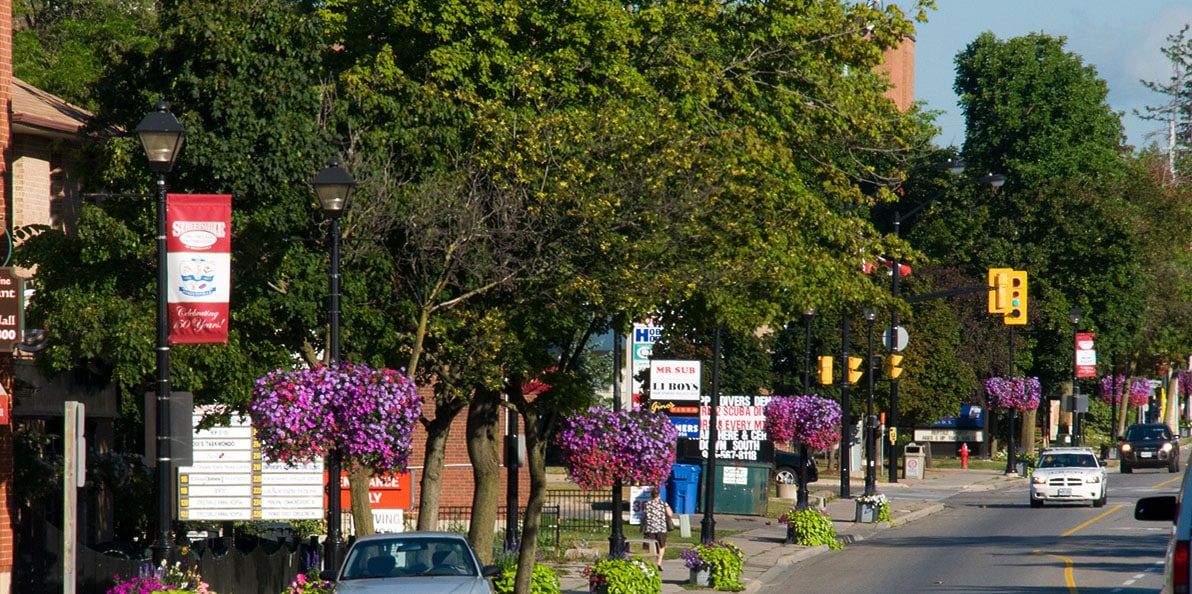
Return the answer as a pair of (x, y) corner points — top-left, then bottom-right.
(1069, 307), (1083, 446)
(136, 102), (185, 566)
(312, 157), (356, 573)
(863, 308), (877, 495)
(887, 166), (1005, 482)
(800, 307), (817, 509)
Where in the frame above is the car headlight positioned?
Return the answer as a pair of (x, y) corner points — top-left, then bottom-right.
(1121, 443), (1132, 452)
(1162, 442), (1174, 452)
(1085, 475), (1101, 484)
(1032, 475), (1047, 484)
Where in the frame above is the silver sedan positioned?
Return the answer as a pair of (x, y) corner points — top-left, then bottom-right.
(323, 532), (500, 593)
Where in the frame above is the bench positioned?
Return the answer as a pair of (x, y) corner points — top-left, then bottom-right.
(624, 537), (659, 555)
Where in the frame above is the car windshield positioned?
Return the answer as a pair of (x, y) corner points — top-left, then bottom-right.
(1037, 453), (1097, 469)
(1126, 426), (1171, 440)
(341, 537), (479, 579)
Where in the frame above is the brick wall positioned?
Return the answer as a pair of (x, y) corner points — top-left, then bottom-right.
(0, 0), (15, 589)
(878, 38), (916, 112)
(408, 390), (531, 513)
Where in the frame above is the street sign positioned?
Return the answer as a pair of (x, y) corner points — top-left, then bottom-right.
(883, 326), (909, 352)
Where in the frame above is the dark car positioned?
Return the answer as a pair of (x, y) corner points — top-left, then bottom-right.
(1120, 422), (1180, 473)
(773, 449), (819, 485)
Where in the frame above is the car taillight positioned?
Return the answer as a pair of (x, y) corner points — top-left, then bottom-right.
(1175, 540), (1190, 594)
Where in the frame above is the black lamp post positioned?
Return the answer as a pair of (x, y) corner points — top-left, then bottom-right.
(800, 307), (817, 509)
(312, 157), (355, 572)
(136, 102), (185, 566)
(608, 332), (626, 558)
(700, 324), (723, 544)
(863, 308), (877, 496)
(886, 164), (1005, 483)
(1069, 307), (1083, 446)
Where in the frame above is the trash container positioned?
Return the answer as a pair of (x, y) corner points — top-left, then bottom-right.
(666, 463), (701, 515)
(903, 443), (926, 479)
(701, 462), (770, 515)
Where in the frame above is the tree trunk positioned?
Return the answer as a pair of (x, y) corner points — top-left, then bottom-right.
(1019, 407), (1037, 457)
(513, 406), (549, 594)
(349, 465), (375, 536)
(416, 398), (466, 531)
(466, 386), (503, 564)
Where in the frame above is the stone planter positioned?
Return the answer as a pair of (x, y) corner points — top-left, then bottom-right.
(785, 524), (798, 544)
(855, 500), (878, 523)
(776, 482), (798, 500)
(689, 567), (712, 587)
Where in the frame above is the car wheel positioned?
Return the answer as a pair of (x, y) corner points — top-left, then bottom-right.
(1030, 498), (1043, 508)
(1093, 491), (1106, 507)
(1170, 458), (1180, 473)
(1121, 462), (1132, 474)
(774, 466), (798, 486)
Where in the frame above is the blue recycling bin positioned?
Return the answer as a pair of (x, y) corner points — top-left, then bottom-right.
(666, 463), (702, 514)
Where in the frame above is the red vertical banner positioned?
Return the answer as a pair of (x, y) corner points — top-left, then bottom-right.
(1075, 332), (1096, 378)
(167, 194), (232, 344)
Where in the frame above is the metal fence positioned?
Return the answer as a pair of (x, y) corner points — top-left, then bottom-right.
(407, 504), (562, 547)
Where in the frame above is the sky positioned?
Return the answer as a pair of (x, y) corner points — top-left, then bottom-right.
(901, 1), (1192, 149)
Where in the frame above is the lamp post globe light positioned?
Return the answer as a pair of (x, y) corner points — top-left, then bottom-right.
(1069, 307), (1083, 446)
(136, 101), (185, 565)
(311, 157), (355, 572)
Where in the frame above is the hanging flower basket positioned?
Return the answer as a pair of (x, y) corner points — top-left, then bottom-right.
(250, 362), (422, 472)
(554, 407), (678, 490)
(984, 376), (1041, 411)
(1100, 375), (1152, 407)
(763, 394), (841, 450)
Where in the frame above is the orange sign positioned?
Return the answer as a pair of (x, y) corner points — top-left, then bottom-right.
(326, 471), (414, 509)
(0, 394), (9, 425)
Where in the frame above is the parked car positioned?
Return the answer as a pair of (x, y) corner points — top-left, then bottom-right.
(1120, 422), (1180, 473)
(322, 532), (500, 593)
(773, 449), (819, 486)
(1135, 448), (1192, 592)
(1029, 447), (1107, 508)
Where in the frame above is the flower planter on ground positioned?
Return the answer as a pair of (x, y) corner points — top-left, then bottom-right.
(855, 500), (877, 523)
(689, 567), (711, 587)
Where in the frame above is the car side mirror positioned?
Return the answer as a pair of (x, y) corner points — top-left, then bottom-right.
(1135, 495), (1179, 523)
(320, 570), (337, 581)
(482, 564), (502, 578)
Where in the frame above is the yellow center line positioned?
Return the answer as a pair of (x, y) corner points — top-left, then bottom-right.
(1034, 551), (1082, 591)
(1060, 504), (1121, 537)
(1153, 476), (1181, 489)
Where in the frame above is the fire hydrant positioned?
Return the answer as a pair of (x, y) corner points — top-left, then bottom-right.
(960, 443), (970, 469)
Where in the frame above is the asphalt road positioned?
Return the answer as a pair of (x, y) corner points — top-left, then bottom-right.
(759, 467), (1180, 593)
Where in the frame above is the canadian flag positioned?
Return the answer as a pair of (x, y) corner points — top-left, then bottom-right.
(862, 256), (912, 277)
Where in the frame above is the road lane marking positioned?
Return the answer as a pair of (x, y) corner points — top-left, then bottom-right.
(1060, 504), (1121, 537)
(1153, 476), (1181, 489)
(1033, 550), (1078, 593)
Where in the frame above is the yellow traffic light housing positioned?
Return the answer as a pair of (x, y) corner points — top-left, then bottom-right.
(1004, 270), (1028, 325)
(818, 355), (833, 385)
(847, 356), (864, 384)
(889, 354), (904, 379)
(988, 268), (1012, 314)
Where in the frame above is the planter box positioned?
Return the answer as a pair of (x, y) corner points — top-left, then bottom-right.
(689, 568), (711, 587)
(855, 500), (878, 523)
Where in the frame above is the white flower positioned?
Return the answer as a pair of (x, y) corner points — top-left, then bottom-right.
(856, 492), (888, 506)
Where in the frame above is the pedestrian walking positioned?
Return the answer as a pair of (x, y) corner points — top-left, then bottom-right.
(641, 486), (674, 570)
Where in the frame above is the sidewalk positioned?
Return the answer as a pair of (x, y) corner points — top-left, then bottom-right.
(549, 467), (1022, 593)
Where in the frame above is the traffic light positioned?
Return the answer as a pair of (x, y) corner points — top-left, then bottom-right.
(1004, 270), (1028, 325)
(847, 356), (864, 384)
(818, 355), (834, 385)
(988, 268), (1012, 314)
(889, 354), (904, 379)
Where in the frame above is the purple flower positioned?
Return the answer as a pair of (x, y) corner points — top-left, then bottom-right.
(554, 408), (678, 490)
(763, 395), (841, 450)
(984, 376), (1041, 410)
(1099, 375), (1151, 407)
(249, 362), (422, 473)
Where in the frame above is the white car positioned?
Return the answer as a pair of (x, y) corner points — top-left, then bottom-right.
(321, 532), (500, 594)
(1029, 447), (1107, 508)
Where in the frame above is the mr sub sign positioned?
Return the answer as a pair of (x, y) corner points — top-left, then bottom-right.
(0, 268), (24, 352)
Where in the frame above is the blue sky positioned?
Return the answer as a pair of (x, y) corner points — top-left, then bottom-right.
(901, 1), (1192, 149)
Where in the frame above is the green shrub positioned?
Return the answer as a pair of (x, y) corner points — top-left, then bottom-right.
(492, 563), (560, 594)
(784, 508), (842, 550)
(583, 557), (660, 594)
